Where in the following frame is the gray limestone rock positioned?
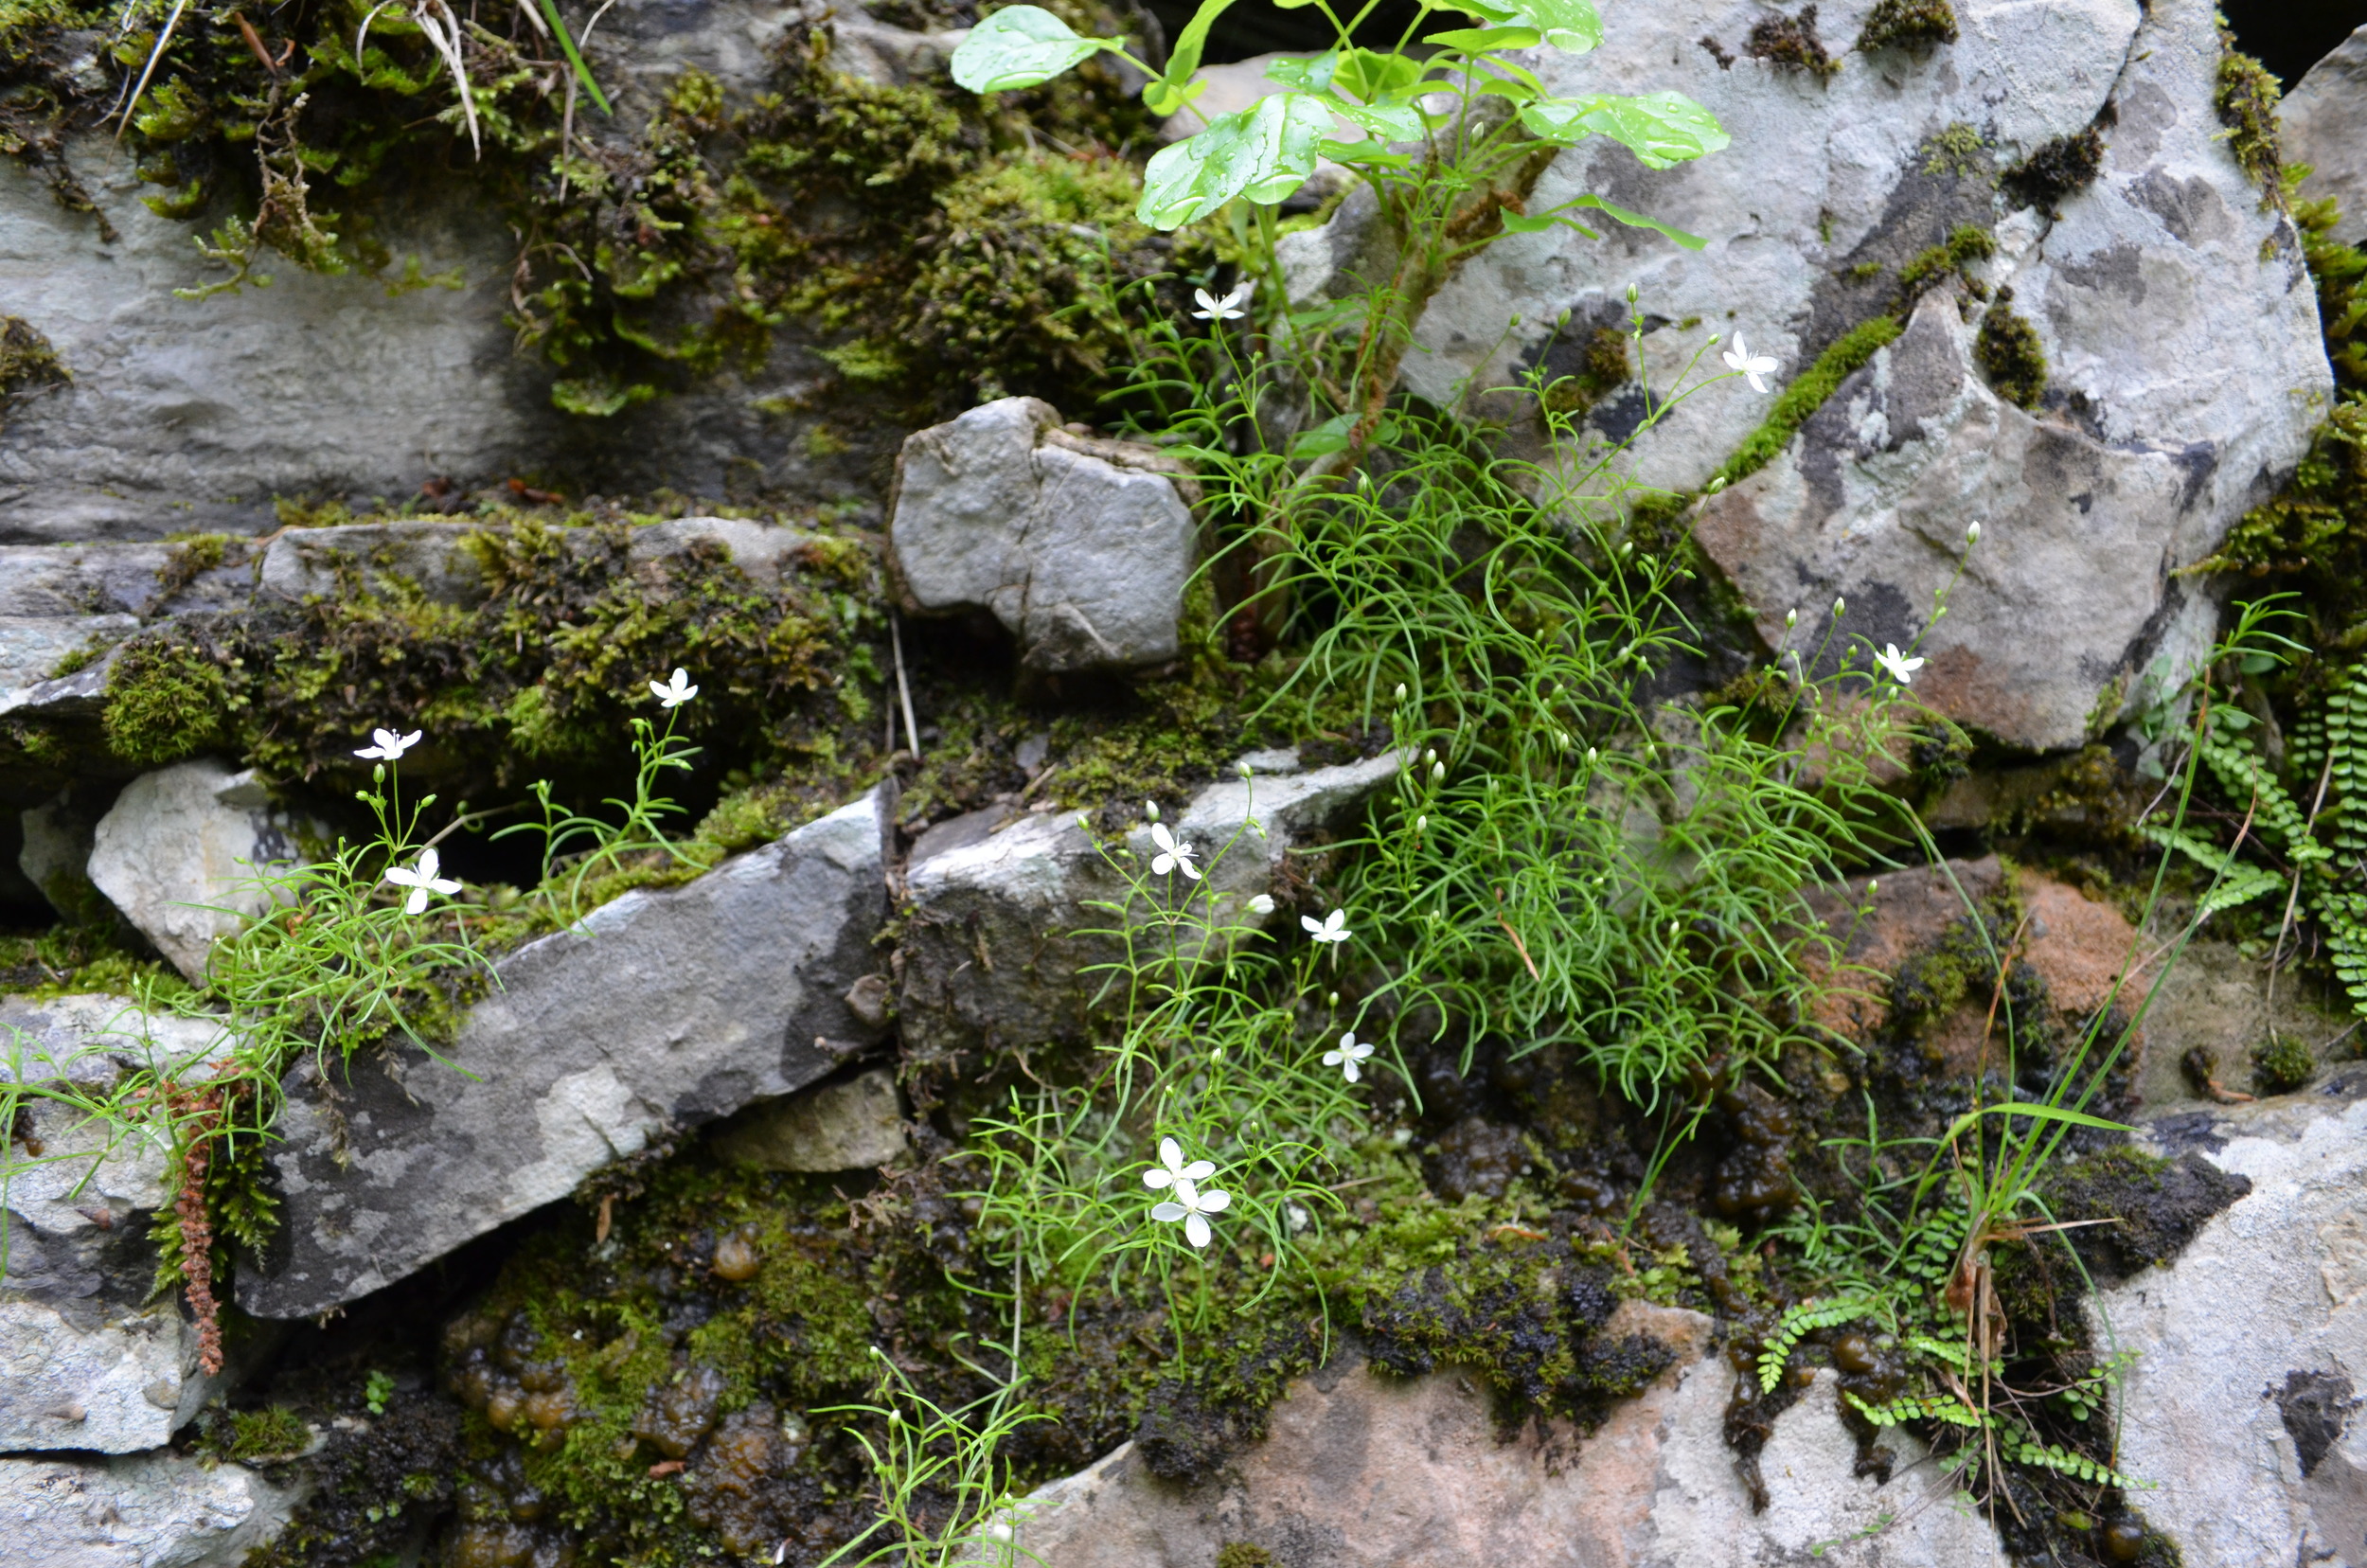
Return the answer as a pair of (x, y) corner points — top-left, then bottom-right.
(0, 996), (247, 1454)
(87, 760), (316, 983)
(2285, 27), (2367, 247)
(235, 784), (896, 1319)
(899, 750), (1401, 1055)
(888, 397), (1201, 674)
(5, 1447), (303, 1567)
(1302, 0), (2327, 753)
(991, 1306), (2008, 1567)
(708, 1066), (907, 1171)
(2104, 1086), (2367, 1566)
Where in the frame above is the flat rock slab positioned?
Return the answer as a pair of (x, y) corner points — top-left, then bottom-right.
(1004, 1306), (2008, 1567)
(2109, 1086), (2367, 1565)
(6, 1448), (301, 1567)
(1, 996), (243, 1454)
(236, 785), (894, 1319)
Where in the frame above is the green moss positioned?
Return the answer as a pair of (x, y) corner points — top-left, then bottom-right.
(1856, 0), (1957, 51)
(0, 315), (64, 420)
(1897, 222), (1994, 295)
(220, 1405), (310, 1462)
(1541, 325), (1631, 417)
(2003, 127), (2106, 219)
(2254, 1032), (2316, 1094)
(1975, 293), (2047, 409)
(1717, 315), (1903, 486)
(101, 633), (232, 765)
(1919, 121), (1987, 179)
(1216, 1546), (1277, 1568)
(1746, 8), (1840, 77)
(0, 923), (190, 999)
(2214, 36), (2283, 196)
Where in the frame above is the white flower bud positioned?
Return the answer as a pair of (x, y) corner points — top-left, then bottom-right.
(1144, 800), (1160, 822)
(1415, 814), (1428, 831)
(1431, 760), (1446, 783)
(1394, 682), (1408, 702)
(1706, 474), (1726, 495)
(1424, 748), (1436, 765)
(1832, 596), (1846, 617)
(1626, 281), (1639, 304)
(1327, 991), (1340, 1007)
(1586, 746), (1598, 763)
(1238, 760), (1254, 778)
(1786, 607), (1798, 629)
(1248, 893), (1275, 915)
(1966, 521), (1982, 544)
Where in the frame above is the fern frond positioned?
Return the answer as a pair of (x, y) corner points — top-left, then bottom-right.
(1756, 1296), (1878, 1394)
(1844, 1389), (1983, 1428)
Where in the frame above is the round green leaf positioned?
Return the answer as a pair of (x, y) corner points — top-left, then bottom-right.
(951, 6), (1112, 94)
(1520, 90), (1729, 168)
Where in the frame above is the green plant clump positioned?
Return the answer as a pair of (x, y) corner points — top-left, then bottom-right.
(2214, 35), (2284, 195)
(1975, 293), (2048, 409)
(2253, 1032), (2317, 1094)
(1856, 0), (1958, 52)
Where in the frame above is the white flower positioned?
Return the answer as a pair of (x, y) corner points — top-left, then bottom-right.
(1147, 1149), (1231, 1248)
(1150, 822), (1201, 881)
(650, 668), (699, 708)
(1143, 1136), (1215, 1192)
(1247, 893), (1276, 915)
(1874, 643), (1926, 686)
(1721, 332), (1779, 394)
(354, 726), (421, 761)
(1966, 520), (1983, 545)
(1323, 1031), (1377, 1083)
(383, 846), (462, 915)
(1302, 908), (1351, 945)
(1191, 282), (1251, 322)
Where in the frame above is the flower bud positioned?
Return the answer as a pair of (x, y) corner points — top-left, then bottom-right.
(1706, 474), (1726, 495)
(1586, 746), (1598, 763)
(1327, 991), (1340, 1007)
(1395, 682), (1408, 702)
(1424, 748), (1436, 765)
(1626, 281), (1639, 304)
(1966, 520), (1982, 544)
(1785, 607), (1798, 629)
(1431, 760), (1446, 783)
(1415, 814), (1428, 831)
(1239, 760), (1254, 778)
(1556, 307), (1572, 330)
(1145, 800), (1161, 822)
(1248, 892), (1275, 915)
(1832, 596), (1846, 617)
(1509, 313), (1522, 328)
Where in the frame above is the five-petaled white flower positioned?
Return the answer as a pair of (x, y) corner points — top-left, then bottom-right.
(1721, 332), (1779, 394)
(1302, 908), (1351, 945)
(650, 668), (699, 708)
(1150, 822), (1201, 881)
(1145, 1138), (1231, 1248)
(383, 846), (463, 915)
(1874, 643), (1926, 686)
(1323, 1031), (1377, 1083)
(1192, 282), (1251, 322)
(354, 726), (421, 761)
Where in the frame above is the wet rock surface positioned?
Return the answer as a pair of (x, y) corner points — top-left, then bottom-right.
(236, 784), (895, 1319)
(1001, 1309), (2011, 1567)
(708, 1065), (908, 1172)
(87, 760), (319, 982)
(888, 396), (1203, 675)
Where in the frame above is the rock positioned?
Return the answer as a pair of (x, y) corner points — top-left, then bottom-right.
(899, 749), (1400, 1055)
(17, 785), (110, 922)
(709, 1067), (906, 1171)
(2285, 27), (2367, 246)
(0, 132), (888, 543)
(253, 515), (823, 607)
(4, 1447), (302, 1566)
(0, 995), (250, 1454)
(86, 760), (316, 983)
(2105, 1086), (2367, 1566)
(997, 1306), (2008, 1566)
(1340, 0), (2328, 753)
(887, 397), (1201, 674)
(2126, 938), (2352, 1108)
(0, 539), (251, 707)
(235, 784), (895, 1319)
